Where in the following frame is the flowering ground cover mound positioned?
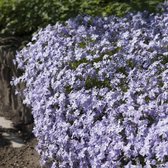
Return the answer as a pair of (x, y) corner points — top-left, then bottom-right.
(12, 3), (168, 168)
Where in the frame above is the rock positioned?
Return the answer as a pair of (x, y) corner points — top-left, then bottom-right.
(0, 36), (33, 126)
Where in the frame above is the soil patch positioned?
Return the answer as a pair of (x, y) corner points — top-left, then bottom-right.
(0, 137), (41, 168)
(0, 115), (41, 168)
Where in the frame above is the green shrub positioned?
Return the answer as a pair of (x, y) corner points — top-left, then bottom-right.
(0, 0), (165, 36)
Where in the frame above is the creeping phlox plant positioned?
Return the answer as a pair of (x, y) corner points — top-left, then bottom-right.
(13, 3), (168, 168)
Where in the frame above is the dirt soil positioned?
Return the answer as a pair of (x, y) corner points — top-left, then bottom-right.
(0, 124), (41, 168)
(0, 138), (41, 168)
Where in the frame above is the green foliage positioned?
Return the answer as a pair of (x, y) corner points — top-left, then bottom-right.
(0, 0), (165, 36)
(79, 0), (165, 16)
(0, 0), (80, 36)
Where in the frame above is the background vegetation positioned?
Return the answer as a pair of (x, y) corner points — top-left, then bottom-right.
(0, 0), (165, 37)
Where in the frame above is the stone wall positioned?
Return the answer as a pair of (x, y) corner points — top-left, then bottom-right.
(0, 36), (33, 125)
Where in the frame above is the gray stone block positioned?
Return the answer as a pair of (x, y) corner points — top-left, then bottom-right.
(0, 36), (33, 126)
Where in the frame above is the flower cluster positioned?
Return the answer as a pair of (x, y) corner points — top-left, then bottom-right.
(13, 3), (168, 168)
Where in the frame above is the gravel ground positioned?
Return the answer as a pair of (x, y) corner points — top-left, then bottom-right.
(0, 116), (41, 168)
(0, 137), (41, 168)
